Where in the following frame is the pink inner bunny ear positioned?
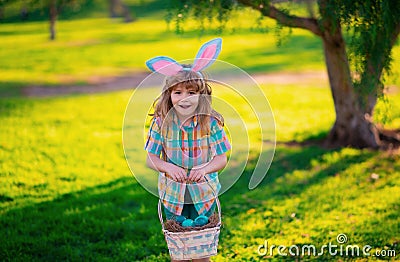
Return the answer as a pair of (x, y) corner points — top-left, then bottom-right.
(146, 56), (183, 76)
(191, 38), (222, 72)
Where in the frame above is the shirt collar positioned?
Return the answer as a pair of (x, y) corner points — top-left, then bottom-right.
(172, 110), (198, 130)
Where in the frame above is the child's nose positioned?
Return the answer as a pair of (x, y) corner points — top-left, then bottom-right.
(182, 92), (191, 99)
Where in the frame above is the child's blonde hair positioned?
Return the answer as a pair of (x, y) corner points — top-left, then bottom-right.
(151, 65), (223, 134)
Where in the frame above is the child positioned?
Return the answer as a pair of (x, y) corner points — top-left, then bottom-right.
(144, 38), (231, 262)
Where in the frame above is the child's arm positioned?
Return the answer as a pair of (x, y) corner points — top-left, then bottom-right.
(187, 153), (227, 183)
(146, 153), (187, 182)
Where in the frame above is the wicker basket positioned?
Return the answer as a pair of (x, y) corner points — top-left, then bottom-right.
(158, 199), (221, 260)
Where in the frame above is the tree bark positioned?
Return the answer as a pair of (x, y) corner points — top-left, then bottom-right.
(109, 0), (118, 18)
(320, 12), (380, 148)
(121, 1), (134, 23)
(49, 0), (57, 40)
(109, 0), (134, 22)
(238, 0), (388, 148)
(238, 0), (322, 36)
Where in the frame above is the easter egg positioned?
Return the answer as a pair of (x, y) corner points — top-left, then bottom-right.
(194, 215), (209, 226)
(182, 219), (194, 227)
(176, 215), (186, 224)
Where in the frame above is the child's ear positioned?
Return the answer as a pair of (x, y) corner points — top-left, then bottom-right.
(146, 56), (183, 76)
(191, 38), (222, 72)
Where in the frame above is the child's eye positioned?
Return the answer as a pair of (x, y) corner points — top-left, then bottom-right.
(189, 91), (196, 95)
(174, 91), (181, 94)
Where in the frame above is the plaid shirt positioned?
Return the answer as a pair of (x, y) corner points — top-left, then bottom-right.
(145, 113), (231, 216)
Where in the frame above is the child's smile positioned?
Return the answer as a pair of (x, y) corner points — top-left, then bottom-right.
(178, 104), (191, 109)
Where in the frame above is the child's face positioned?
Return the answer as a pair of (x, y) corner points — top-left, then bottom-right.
(170, 83), (200, 120)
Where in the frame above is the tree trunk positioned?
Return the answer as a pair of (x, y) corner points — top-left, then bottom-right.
(109, 0), (118, 18)
(0, 7), (4, 20)
(109, 0), (134, 22)
(121, 2), (134, 23)
(322, 24), (380, 148)
(49, 0), (57, 40)
(20, 5), (28, 20)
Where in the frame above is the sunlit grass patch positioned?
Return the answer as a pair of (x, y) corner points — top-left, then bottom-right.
(1, 82), (399, 260)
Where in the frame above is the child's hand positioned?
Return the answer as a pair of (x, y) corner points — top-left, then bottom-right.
(165, 163), (187, 183)
(188, 167), (207, 183)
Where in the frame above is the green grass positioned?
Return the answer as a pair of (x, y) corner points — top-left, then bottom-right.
(1, 0), (399, 96)
(1, 9), (399, 97)
(0, 17), (326, 83)
(1, 83), (399, 261)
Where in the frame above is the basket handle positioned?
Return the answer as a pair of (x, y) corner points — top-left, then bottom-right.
(158, 198), (221, 230)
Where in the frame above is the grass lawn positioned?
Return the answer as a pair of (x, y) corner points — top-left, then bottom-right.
(1, 1), (399, 95)
(0, 16), (326, 90)
(1, 82), (399, 260)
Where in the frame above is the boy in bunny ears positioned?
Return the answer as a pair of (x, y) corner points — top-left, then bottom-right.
(144, 38), (231, 261)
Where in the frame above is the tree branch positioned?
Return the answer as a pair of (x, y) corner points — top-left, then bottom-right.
(390, 22), (400, 48)
(237, 0), (322, 36)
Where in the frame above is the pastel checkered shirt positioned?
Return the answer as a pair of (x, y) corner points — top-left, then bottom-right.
(145, 113), (231, 216)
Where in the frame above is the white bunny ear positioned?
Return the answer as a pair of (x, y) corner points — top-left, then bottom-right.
(146, 56), (183, 76)
(191, 38), (222, 72)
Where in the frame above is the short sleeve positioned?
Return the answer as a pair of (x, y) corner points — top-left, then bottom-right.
(210, 117), (231, 156)
(144, 117), (163, 156)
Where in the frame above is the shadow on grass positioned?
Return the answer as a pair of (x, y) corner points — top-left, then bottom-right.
(220, 144), (375, 215)
(352, 202), (400, 249)
(0, 82), (25, 97)
(254, 177), (400, 261)
(217, 144), (400, 260)
(0, 96), (37, 119)
(0, 177), (170, 261)
(0, 144), (381, 261)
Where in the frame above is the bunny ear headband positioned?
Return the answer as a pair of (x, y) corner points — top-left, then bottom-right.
(145, 38), (222, 76)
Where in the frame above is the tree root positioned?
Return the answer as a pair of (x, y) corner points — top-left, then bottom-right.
(377, 127), (400, 151)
